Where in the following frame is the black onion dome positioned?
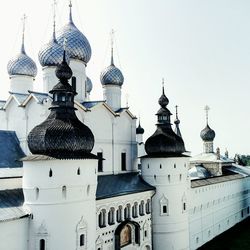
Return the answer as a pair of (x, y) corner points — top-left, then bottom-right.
(145, 87), (185, 156)
(27, 51), (95, 159)
(200, 124), (215, 142)
(136, 122), (144, 134)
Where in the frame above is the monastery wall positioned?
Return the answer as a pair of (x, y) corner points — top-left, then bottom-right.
(188, 175), (250, 249)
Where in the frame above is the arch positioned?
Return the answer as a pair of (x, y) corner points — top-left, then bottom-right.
(160, 195), (169, 216)
(114, 221), (140, 250)
(98, 209), (106, 228)
(76, 216), (87, 250)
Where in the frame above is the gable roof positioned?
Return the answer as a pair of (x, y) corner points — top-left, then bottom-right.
(0, 130), (25, 168)
(0, 189), (28, 222)
(96, 172), (155, 200)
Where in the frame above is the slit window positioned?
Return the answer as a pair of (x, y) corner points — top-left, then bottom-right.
(121, 153), (126, 171)
(97, 152), (103, 172)
(72, 76), (76, 92)
(80, 234), (84, 246)
(40, 239), (45, 250)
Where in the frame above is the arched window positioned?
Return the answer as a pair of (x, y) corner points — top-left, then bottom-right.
(76, 217), (87, 250)
(139, 201), (144, 216)
(182, 193), (187, 213)
(40, 239), (45, 250)
(146, 199), (151, 214)
(49, 168), (53, 177)
(80, 234), (85, 246)
(132, 202), (138, 218)
(121, 152), (126, 171)
(98, 209), (106, 228)
(117, 206), (123, 222)
(77, 167), (81, 175)
(108, 208), (115, 225)
(124, 204), (131, 220)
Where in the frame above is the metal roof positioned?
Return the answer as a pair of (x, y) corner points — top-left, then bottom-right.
(96, 172), (155, 200)
(0, 189), (28, 222)
(0, 130), (25, 168)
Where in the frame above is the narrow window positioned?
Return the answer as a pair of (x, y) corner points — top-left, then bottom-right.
(183, 203), (186, 211)
(241, 210), (244, 218)
(146, 200), (151, 214)
(40, 239), (45, 250)
(145, 230), (147, 238)
(121, 153), (126, 171)
(49, 168), (53, 177)
(35, 187), (39, 200)
(139, 201), (145, 216)
(108, 208), (115, 225)
(72, 76), (76, 92)
(117, 207), (122, 222)
(163, 205), (167, 214)
(77, 167), (80, 175)
(80, 234), (84, 246)
(97, 152), (103, 172)
(62, 186), (67, 199)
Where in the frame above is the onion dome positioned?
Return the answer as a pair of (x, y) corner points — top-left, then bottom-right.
(136, 121), (144, 134)
(7, 37), (37, 78)
(100, 43), (124, 86)
(27, 51), (95, 159)
(200, 124), (215, 141)
(145, 86), (186, 156)
(56, 3), (91, 64)
(86, 76), (93, 93)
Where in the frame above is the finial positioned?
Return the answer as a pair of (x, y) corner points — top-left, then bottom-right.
(175, 105), (179, 120)
(52, 0), (57, 41)
(21, 14), (27, 53)
(204, 105), (210, 125)
(110, 29), (115, 65)
(162, 78), (165, 94)
(63, 37), (67, 61)
(69, 0), (73, 23)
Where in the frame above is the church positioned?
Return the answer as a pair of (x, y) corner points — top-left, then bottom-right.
(0, 2), (250, 250)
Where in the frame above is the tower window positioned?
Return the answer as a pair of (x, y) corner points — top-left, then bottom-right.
(72, 76), (76, 92)
(80, 234), (85, 246)
(97, 152), (103, 172)
(40, 239), (45, 250)
(77, 167), (81, 175)
(163, 205), (167, 214)
(62, 186), (67, 199)
(121, 153), (126, 171)
(49, 168), (53, 177)
(183, 203), (186, 211)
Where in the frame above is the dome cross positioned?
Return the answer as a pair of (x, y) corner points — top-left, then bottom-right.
(21, 14), (27, 53)
(204, 105), (210, 125)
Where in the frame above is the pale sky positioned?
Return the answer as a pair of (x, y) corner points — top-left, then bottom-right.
(0, 0), (249, 156)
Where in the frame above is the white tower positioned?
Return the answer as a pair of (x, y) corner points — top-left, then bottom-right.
(141, 84), (190, 250)
(100, 31), (124, 111)
(7, 14), (37, 94)
(23, 54), (97, 250)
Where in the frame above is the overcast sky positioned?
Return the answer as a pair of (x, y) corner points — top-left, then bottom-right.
(0, 0), (249, 156)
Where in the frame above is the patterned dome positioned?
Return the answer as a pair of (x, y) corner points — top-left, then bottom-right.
(7, 46), (37, 78)
(100, 65), (124, 86)
(86, 77), (93, 93)
(200, 124), (215, 141)
(38, 37), (69, 67)
(56, 8), (91, 64)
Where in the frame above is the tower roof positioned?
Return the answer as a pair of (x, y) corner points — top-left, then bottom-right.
(145, 83), (186, 157)
(7, 15), (37, 77)
(56, 1), (91, 64)
(27, 51), (95, 159)
(100, 30), (124, 86)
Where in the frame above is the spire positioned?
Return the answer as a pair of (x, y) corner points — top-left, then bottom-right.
(110, 29), (115, 65)
(21, 14), (27, 54)
(162, 78), (165, 95)
(69, 0), (73, 23)
(52, 0), (57, 41)
(174, 105), (182, 138)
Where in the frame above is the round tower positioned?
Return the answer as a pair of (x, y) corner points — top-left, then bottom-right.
(23, 52), (97, 250)
(100, 31), (124, 111)
(141, 84), (190, 250)
(7, 15), (37, 94)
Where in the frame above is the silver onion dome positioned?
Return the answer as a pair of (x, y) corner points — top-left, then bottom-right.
(38, 37), (69, 67)
(86, 77), (93, 93)
(200, 124), (215, 142)
(100, 64), (124, 86)
(56, 5), (91, 64)
(7, 46), (37, 78)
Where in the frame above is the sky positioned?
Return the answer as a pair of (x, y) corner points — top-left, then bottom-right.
(0, 0), (249, 156)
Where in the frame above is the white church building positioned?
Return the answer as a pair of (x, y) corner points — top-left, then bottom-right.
(0, 3), (250, 250)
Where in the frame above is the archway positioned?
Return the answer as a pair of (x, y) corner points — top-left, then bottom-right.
(114, 220), (140, 250)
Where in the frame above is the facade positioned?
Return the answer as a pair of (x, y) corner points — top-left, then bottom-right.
(0, 3), (250, 250)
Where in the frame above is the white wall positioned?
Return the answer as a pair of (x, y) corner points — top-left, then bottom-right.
(0, 218), (29, 250)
